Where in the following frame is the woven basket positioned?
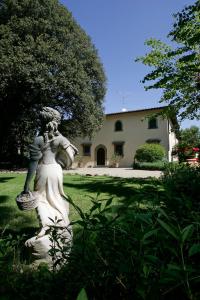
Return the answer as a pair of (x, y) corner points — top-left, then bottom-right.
(16, 191), (38, 211)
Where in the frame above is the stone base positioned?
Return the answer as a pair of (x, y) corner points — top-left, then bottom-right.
(25, 227), (72, 269)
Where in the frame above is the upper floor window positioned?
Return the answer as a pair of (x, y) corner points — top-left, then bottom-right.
(148, 117), (158, 129)
(82, 144), (91, 156)
(115, 120), (123, 131)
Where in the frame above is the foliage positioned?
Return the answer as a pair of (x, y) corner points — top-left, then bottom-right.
(0, 0), (106, 163)
(133, 161), (166, 170)
(180, 126), (200, 148)
(162, 162), (200, 219)
(134, 143), (166, 163)
(0, 231), (26, 269)
(136, 1), (200, 121)
(1, 194), (200, 299)
(1, 171), (200, 299)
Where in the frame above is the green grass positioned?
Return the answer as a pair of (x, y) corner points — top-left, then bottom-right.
(0, 172), (163, 232)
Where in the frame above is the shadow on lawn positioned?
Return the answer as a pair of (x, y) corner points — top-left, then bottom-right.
(0, 204), (37, 231)
(0, 195), (9, 203)
(0, 176), (15, 183)
(64, 176), (164, 207)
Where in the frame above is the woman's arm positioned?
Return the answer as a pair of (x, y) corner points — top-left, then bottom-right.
(23, 160), (38, 193)
(23, 137), (42, 193)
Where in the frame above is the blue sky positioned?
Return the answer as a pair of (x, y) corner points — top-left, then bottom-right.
(61, 0), (199, 129)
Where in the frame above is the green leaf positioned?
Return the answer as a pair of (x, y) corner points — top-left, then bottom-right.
(144, 254), (160, 264)
(189, 244), (200, 257)
(142, 229), (158, 241)
(157, 207), (170, 220)
(136, 213), (152, 225)
(90, 202), (101, 213)
(167, 264), (182, 271)
(94, 214), (108, 223)
(157, 219), (179, 240)
(105, 197), (113, 207)
(181, 224), (194, 243)
(76, 288), (88, 300)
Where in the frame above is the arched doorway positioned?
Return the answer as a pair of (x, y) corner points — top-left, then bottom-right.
(96, 146), (106, 166)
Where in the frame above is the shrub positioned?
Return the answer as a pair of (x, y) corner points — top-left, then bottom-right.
(133, 161), (165, 170)
(134, 143), (166, 162)
(162, 162), (200, 218)
(1, 192), (200, 299)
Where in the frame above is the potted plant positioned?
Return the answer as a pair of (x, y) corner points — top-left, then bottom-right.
(110, 154), (122, 167)
(76, 155), (83, 168)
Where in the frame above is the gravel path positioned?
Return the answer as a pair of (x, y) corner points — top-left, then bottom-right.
(63, 167), (162, 178)
(0, 167), (162, 178)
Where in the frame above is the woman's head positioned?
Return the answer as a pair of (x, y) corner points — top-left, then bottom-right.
(40, 107), (61, 124)
(39, 107), (61, 140)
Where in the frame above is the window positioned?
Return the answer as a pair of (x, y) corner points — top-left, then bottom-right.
(115, 144), (123, 156)
(115, 120), (123, 131)
(82, 144), (91, 156)
(148, 117), (158, 129)
(146, 138), (161, 144)
(113, 141), (124, 156)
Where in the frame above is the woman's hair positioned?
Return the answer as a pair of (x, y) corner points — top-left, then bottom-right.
(40, 107), (61, 124)
(40, 107), (61, 141)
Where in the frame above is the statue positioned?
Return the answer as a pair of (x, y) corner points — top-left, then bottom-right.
(17, 107), (78, 266)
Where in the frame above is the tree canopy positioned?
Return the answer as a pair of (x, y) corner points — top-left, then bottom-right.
(180, 125), (200, 148)
(0, 0), (106, 163)
(136, 0), (200, 121)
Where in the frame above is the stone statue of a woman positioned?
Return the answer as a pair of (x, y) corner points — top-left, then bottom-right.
(21, 107), (78, 265)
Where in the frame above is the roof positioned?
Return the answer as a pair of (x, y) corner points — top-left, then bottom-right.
(106, 106), (168, 116)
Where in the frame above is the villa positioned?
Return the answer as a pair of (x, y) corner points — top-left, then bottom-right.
(72, 106), (178, 168)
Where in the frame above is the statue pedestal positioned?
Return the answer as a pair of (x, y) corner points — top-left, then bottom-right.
(25, 227), (72, 269)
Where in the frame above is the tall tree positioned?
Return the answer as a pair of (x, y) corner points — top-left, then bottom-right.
(0, 0), (106, 162)
(136, 0), (200, 121)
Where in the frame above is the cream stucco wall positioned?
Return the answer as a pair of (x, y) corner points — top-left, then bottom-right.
(72, 109), (178, 168)
(168, 120), (179, 162)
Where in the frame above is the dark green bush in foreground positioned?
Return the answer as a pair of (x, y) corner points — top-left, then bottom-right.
(161, 162), (200, 219)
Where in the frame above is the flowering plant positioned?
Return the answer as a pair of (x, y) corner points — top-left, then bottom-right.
(192, 147), (199, 152)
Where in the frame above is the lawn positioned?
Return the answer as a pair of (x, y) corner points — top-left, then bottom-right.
(0, 172), (163, 232)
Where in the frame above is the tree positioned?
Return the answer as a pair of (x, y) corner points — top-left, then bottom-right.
(0, 0), (106, 163)
(180, 126), (200, 148)
(136, 0), (200, 121)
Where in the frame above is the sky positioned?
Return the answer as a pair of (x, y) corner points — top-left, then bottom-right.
(61, 0), (199, 129)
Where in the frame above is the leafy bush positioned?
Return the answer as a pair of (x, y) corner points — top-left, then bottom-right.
(162, 163), (200, 218)
(133, 161), (165, 170)
(134, 143), (166, 162)
(1, 176), (200, 300)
